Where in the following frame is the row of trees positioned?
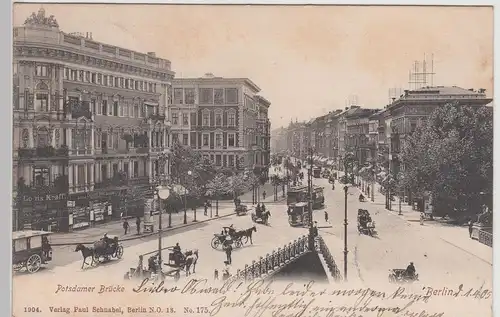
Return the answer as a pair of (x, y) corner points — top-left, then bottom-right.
(398, 102), (492, 222)
(355, 102), (492, 223)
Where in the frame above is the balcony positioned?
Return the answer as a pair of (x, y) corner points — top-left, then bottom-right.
(94, 175), (150, 189)
(17, 146), (69, 160)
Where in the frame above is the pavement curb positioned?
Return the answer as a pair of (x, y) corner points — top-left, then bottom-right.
(52, 212), (236, 246)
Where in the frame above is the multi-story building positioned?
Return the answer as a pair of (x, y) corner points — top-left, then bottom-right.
(170, 74), (270, 174)
(387, 86), (492, 176)
(345, 107), (380, 167)
(13, 8), (174, 231)
(324, 110), (343, 165)
(270, 127), (288, 154)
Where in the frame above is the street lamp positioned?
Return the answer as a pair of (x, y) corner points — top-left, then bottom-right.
(183, 170), (192, 224)
(343, 184), (349, 281)
(156, 186), (170, 268)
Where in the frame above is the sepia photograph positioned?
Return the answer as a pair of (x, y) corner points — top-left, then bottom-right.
(10, 2), (494, 317)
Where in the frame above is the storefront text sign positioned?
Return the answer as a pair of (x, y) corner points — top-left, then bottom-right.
(23, 193), (67, 202)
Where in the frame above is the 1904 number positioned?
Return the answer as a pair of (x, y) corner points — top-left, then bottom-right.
(24, 307), (41, 313)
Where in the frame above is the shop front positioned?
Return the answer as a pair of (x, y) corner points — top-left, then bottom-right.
(17, 192), (68, 232)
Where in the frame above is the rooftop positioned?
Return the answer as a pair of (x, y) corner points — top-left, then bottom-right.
(173, 74), (261, 93)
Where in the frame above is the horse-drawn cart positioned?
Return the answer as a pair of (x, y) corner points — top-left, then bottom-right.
(75, 235), (123, 268)
(235, 204), (249, 216)
(13, 230), (53, 274)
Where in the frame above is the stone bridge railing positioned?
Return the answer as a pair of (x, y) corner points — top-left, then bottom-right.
(231, 234), (342, 282)
(231, 235), (310, 282)
(316, 235), (342, 281)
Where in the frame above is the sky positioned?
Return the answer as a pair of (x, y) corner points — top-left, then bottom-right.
(13, 4), (493, 128)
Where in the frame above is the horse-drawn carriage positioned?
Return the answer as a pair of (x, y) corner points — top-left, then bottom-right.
(357, 209), (376, 236)
(13, 230), (53, 274)
(251, 208), (270, 225)
(388, 269), (419, 284)
(211, 226), (256, 249)
(287, 202), (309, 227)
(235, 204), (249, 216)
(125, 246), (198, 282)
(75, 234), (123, 268)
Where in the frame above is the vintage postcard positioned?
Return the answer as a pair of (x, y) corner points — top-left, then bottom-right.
(11, 3), (493, 317)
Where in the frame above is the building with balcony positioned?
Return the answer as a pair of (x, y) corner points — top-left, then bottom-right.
(170, 74), (271, 174)
(13, 8), (174, 232)
(345, 107), (380, 167)
(386, 86), (492, 176)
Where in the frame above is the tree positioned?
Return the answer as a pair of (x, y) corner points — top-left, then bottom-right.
(205, 173), (229, 215)
(227, 173), (247, 199)
(399, 102), (493, 221)
(170, 142), (217, 197)
(124, 186), (148, 217)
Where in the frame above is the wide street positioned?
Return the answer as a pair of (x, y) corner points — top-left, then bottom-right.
(312, 173), (492, 289)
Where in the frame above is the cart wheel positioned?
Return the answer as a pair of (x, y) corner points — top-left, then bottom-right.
(235, 240), (243, 248)
(241, 236), (249, 244)
(211, 237), (220, 249)
(115, 245), (124, 259)
(26, 254), (42, 273)
(174, 270), (180, 282)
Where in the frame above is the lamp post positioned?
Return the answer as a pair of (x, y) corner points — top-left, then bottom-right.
(156, 186), (170, 268)
(183, 170), (192, 224)
(343, 184), (348, 281)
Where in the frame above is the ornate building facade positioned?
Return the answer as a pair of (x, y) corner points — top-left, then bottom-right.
(13, 8), (174, 231)
(170, 74), (271, 174)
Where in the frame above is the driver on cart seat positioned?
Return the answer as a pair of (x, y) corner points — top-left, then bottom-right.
(406, 262), (416, 278)
(173, 243), (183, 265)
(227, 225), (236, 236)
(148, 254), (159, 273)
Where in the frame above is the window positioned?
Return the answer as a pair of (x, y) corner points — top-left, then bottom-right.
(35, 65), (48, 77)
(202, 112), (209, 126)
(228, 133), (235, 147)
(172, 113), (179, 125)
(215, 134), (222, 147)
(103, 75), (108, 86)
(79, 70), (84, 82)
(35, 94), (48, 112)
(174, 88), (183, 104)
(91, 99), (96, 114)
(202, 134), (209, 146)
(113, 101), (119, 116)
(71, 70), (78, 81)
(97, 74), (102, 85)
(185, 88), (195, 104)
(64, 68), (68, 79)
(214, 88), (224, 104)
(85, 71), (90, 82)
(134, 81), (139, 90)
(182, 113), (189, 126)
(215, 155), (221, 166)
(228, 112), (236, 127)
(225, 88), (238, 104)
(102, 100), (108, 116)
(92, 73), (97, 84)
(119, 103), (124, 117)
(33, 167), (50, 186)
(228, 155), (234, 167)
(200, 88), (213, 104)
(182, 134), (188, 146)
(171, 133), (178, 144)
(134, 105), (138, 117)
(215, 112), (222, 126)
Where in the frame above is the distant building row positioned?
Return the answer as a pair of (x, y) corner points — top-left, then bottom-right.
(13, 8), (270, 232)
(271, 86), (492, 175)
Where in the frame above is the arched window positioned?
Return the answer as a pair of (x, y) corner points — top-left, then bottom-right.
(36, 127), (49, 147)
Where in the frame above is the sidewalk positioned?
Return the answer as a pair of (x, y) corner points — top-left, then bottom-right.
(51, 184), (284, 246)
(357, 181), (492, 265)
(51, 205), (236, 246)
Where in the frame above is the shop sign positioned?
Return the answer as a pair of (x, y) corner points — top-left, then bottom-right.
(23, 193), (67, 203)
(73, 222), (89, 229)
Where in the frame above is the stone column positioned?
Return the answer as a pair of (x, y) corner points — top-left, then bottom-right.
(67, 128), (72, 149)
(129, 160), (133, 177)
(84, 164), (88, 188)
(147, 159), (153, 179)
(68, 164), (73, 189)
(90, 126), (95, 155)
(28, 127), (34, 147)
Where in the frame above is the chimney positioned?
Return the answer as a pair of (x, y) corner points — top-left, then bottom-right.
(147, 52), (156, 57)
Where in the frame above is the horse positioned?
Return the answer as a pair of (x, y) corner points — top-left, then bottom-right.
(75, 244), (95, 269)
(184, 249), (199, 276)
(236, 226), (257, 244)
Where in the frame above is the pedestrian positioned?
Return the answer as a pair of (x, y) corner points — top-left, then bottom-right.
(204, 201), (208, 216)
(420, 213), (424, 226)
(123, 219), (129, 235)
(223, 241), (233, 264)
(214, 269), (219, 280)
(324, 210), (329, 223)
(263, 190), (267, 200)
(136, 216), (141, 235)
(468, 219), (474, 238)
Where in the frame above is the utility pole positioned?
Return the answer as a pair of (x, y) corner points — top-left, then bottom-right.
(307, 146), (315, 250)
